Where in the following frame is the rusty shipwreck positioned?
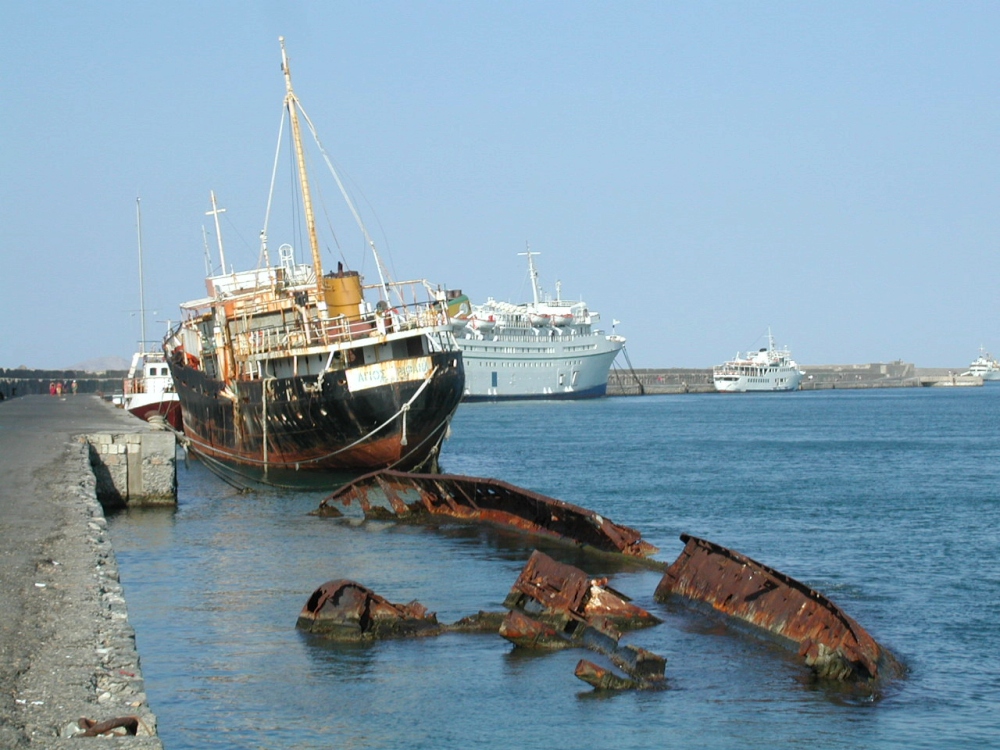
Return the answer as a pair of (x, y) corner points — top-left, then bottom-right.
(655, 534), (898, 684)
(316, 470), (659, 558)
(165, 39), (464, 483)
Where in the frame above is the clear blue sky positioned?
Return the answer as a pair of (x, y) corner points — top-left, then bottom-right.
(3, 2), (999, 370)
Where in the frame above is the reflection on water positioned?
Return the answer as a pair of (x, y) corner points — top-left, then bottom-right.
(109, 388), (1000, 749)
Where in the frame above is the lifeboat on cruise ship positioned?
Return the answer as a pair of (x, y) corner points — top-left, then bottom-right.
(470, 314), (496, 332)
(529, 313), (552, 327)
(551, 313), (573, 326)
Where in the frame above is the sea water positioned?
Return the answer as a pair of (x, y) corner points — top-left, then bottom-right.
(108, 387), (1000, 749)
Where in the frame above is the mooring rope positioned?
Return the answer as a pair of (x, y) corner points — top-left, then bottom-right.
(181, 364), (440, 468)
(187, 412), (452, 491)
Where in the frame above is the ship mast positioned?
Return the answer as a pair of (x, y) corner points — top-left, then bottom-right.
(135, 197), (147, 353)
(279, 36), (325, 305)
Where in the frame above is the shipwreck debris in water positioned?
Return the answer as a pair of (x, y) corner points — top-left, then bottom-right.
(500, 551), (666, 690)
(296, 579), (441, 640)
(303, 471), (898, 692)
(502, 550), (660, 631)
(654, 534), (896, 684)
(316, 470), (658, 558)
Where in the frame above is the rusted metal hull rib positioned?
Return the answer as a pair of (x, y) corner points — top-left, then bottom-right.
(654, 534), (894, 683)
(317, 470), (658, 558)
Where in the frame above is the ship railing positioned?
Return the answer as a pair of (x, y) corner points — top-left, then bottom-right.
(122, 378), (145, 395)
(229, 300), (449, 358)
(312, 300), (447, 345)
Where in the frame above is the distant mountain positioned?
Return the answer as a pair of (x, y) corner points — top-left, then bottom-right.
(68, 356), (131, 373)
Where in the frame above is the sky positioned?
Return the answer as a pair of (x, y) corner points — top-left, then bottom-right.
(3, 2), (999, 370)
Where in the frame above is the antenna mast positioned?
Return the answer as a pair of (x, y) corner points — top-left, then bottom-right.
(518, 244), (541, 305)
(206, 191), (227, 274)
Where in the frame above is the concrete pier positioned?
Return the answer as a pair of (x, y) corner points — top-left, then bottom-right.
(0, 395), (168, 748)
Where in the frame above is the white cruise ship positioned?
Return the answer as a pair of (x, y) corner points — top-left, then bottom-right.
(448, 251), (624, 400)
(713, 329), (804, 393)
(961, 347), (1000, 381)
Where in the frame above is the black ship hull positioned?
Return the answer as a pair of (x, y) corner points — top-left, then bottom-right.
(168, 351), (464, 477)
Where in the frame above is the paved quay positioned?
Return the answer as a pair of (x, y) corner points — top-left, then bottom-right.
(0, 395), (163, 748)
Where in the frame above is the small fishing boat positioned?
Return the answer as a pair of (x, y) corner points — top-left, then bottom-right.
(122, 198), (181, 430)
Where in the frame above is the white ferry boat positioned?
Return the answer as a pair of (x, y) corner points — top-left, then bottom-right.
(448, 251), (624, 400)
(961, 347), (1000, 381)
(713, 329), (804, 393)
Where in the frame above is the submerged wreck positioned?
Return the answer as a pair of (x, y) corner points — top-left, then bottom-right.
(500, 551), (666, 690)
(316, 470), (658, 558)
(297, 580), (441, 640)
(296, 551), (667, 690)
(654, 534), (897, 684)
(502, 550), (660, 633)
(303, 470), (898, 691)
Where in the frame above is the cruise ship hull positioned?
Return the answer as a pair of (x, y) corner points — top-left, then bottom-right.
(458, 337), (622, 401)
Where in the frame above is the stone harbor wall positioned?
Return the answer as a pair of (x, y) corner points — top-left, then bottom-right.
(85, 431), (177, 511)
(12, 442), (162, 748)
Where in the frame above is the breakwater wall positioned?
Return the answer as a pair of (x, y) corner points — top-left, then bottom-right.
(607, 362), (981, 395)
(0, 368), (127, 399)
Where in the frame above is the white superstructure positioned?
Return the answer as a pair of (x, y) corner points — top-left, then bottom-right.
(713, 329), (804, 393)
(450, 251), (624, 400)
(961, 347), (1000, 381)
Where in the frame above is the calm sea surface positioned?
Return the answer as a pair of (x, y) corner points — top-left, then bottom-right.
(108, 387), (1000, 749)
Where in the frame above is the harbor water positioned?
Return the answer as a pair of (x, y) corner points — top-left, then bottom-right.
(107, 387), (1000, 749)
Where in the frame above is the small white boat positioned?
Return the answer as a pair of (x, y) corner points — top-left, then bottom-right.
(961, 347), (1000, 381)
(713, 329), (804, 393)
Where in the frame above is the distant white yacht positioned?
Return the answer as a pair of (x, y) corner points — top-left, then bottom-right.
(961, 347), (1000, 381)
(713, 329), (804, 393)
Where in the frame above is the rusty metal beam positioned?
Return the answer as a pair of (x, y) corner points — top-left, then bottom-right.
(655, 534), (896, 683)
(503, 550), (661, 630)
(316, 470), (658, 558)
(500, 551), (667, 689)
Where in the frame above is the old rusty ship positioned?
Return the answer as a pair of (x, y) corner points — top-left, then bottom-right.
(165, 38), (464, 484)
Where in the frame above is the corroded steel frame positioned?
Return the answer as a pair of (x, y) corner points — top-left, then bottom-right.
(317, 470), (658, 558)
